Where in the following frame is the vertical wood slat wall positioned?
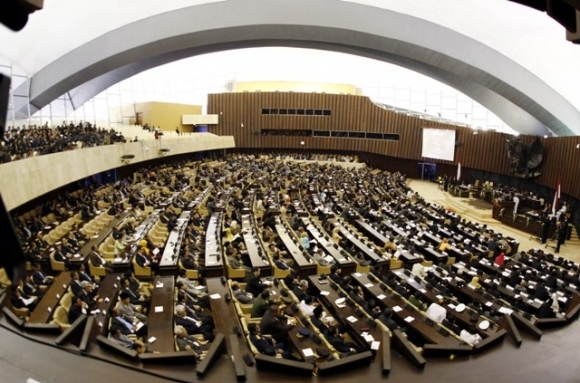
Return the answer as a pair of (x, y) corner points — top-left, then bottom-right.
(207, 92), (580, 200)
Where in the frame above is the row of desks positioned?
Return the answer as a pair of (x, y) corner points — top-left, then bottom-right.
(329, 219), (386, 265)
(350, 273), (464, 347)
(204, 213), (224, 278)
(302, 217), (357, 273)
(390, 268), (498, 339)
(308, 276), (384, 361)
(275, 222), (317, 277)
(28, 272), (72, 323)
(160, 188), (212, 272)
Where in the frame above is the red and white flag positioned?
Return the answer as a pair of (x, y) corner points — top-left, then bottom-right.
(552, 175), (561, 215)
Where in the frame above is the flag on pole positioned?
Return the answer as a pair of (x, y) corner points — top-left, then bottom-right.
(552, 175), (561, 215)
(456, 157), (461, 181)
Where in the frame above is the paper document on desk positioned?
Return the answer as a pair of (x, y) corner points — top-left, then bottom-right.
(154, 306), (163, 313)
(392, 305), (403, 313)
(302, 348), (314, 357)
(404, 316), (415, 323)
(363, 334), (374, 342)
(210, 293), (221, 300)
(498, 307), (513, 315)
(347, 316), (358, 323)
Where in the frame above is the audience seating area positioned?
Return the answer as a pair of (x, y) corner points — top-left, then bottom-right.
(1, 152), (579, 382)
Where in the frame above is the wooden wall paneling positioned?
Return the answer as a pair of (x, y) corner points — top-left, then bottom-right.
(206, 92), (580, 200)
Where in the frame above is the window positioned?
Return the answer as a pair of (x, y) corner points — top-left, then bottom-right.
(366, 132), (382, 139)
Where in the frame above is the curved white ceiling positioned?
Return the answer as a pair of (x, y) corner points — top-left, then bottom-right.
(1, 0), (579, 136)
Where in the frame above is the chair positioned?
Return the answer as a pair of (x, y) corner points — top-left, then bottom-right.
(227, 264), (246, 280)
(317, 263), (331, 275)
(132, 256), (152, 278)
(50, 251), (66, 272)
(178, 260), (199, 279)
(59, 292), (73, 311)
(88, 259), (107, 278)
(0, 267), (12, 290)
(272, 264), (291, 279)
(50, 306), (71, 331)
(390, 259), (404, 270)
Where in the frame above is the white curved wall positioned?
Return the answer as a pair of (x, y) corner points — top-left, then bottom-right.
(0, 134), (235, 211)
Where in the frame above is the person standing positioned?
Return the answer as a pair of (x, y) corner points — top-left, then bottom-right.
(555, 220), (567, 253)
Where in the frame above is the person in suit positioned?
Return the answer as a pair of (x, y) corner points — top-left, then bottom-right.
(121, 278), (150, 309)
(21, 274), (44, 299)
(312, 248), (333, 267)
(231, 281), (253, 304)
(395, 280), (410, 298)
(176, 269), (206, 297)
(77, 280), (102, 309)
(31, 263), (53, 286)
(109, 307), (148, 338)
(108, 325), (146, 349)
(246, 267), (266, 297)
(174, 325), (204, 360)
(116, 292), (147, 323)
(350, 286), (367, 306)
(70, 271), (84, 297)
(378, 308), (405, 332)
(10, 286), (37, 312)
(248, 323), (285, 356)
(227, 250), (250, 272)
(540, 215), (551, 244)
(53, 243), (70, 264)
(310, 305), (330, 335)
(292, 279), (310, 302)
(89, 245), (114, 273)
(259, 304), (294, 345)
(272, 253), (292, 270)
(329, 265), (342, 284)
(68, 296), (86, 324)
(555, 220), (567, 254)
(78, 263), (99, 286)
(326, 325), (357, 354)
(174, 305), (214, 341)
(534, 283), (550, 301)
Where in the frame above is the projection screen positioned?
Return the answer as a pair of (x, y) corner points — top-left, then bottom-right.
(421, 128), (456, 161)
